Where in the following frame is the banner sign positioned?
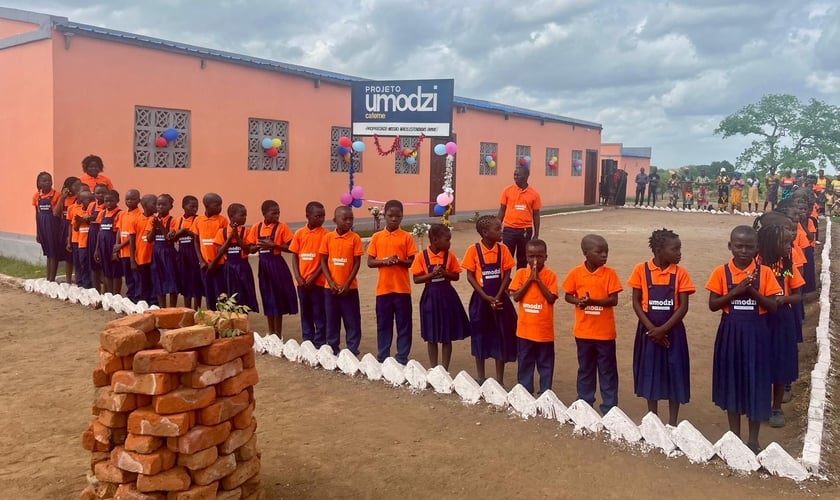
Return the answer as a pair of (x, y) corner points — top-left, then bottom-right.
(351, 79), (454, 137)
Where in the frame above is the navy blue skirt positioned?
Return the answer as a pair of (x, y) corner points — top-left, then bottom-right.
(224, 259), (259, 313)
(712, 314), (771, 421)
(769, 304), (799, 384)
(419, 283), (470, 343)
(88, 224), (101, 271)
(802, 246), (817, 293)
(177, 243), (204, 299)
(468, 291), (517, 362)
(36, 211), (64, 259)
(97, 231), (122, 279)
(257, 253), (298, 317)
(632, 321), (690, 403)
(152, 244), (179, 296)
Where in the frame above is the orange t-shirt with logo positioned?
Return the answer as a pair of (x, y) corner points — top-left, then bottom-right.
(68, 204), (91, 248)
(246, 222), (293, 256)
(794, 224), (809, 250)
(116, 207), (141, 259)
(626, 260), (695, 313)
(367, 228), (418, 296)
(704, 259), (782, 314)
(409, 248), (463, 277)
(500, 184), (542, 229)
(193, 214), (229, 264)
(461, 241), (515, 286)
(509, 266), (558, 342)
(80, 173), (114, 192)
(289, 225), (328, 287)
(213, 226), (249, 265)
(562, 263), (623, 340)
(32, 190), (60, 212)
(319, 230), (364, 289)
(132, 214), (154, 265)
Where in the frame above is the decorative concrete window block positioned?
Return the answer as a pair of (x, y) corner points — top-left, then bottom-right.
(298, 341), (320, 367)
(403, 360), (428, 390)
(639, 412), (677, 456)
(602, 407), (642, 443)
(282, 338), (301, 362)
(452, 371), (481, 404)
(381, 358), (406, 386)
(566, 400), (604, 433)
(757, 442), (810, 481)
(669, 420), (715, 464)
(360, 353), (383, 381)
(337, 350), (361, 376)
(507, 385), (537, 418)
(480, 379), (508, 408)
(534, 390), (569, 422)
(427, 365), (453, 394)
(713, 431), (760, 473)
(317, 345), (338, 371)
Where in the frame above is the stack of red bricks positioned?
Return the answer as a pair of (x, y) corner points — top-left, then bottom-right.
(81, 308), (263, 500)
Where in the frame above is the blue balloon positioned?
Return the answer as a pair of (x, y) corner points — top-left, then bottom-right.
(485, 155), (493, 163)
(524, 156), (531, 163)
(351, 198), (363, 208)
(261, 137), (273, 149)
(338, 146), (349, 155)
(433, 204), (446, 215)
(434, 144), (447, 156)
(352, 140), (366, 152)
(163, 128), (179, 141)
(406, 156), (417, 165)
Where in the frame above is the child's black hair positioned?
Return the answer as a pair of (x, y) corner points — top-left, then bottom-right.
(384, 199), (403, 213)
(526, 238), (547, 253)
(62, 176), (81, 190)
(261, 199), (279, 214)
(158, 193), (175, 206)
(81, 154), (104, 172)
(475, 215), (499, 236)
(182, 195), (198, 207)
(227, 203), (246, 217)
(305, 201), (325, 215)
(94, 182), (109, 191)
(428, 223), (450, 241)
(755, 215), (792, 277)
(106, 189), (120, 202)
(35, 171), (52, 188)
(648, 228), (679, 253)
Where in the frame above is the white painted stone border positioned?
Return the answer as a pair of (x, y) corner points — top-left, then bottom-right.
(618, 204), (764, 218)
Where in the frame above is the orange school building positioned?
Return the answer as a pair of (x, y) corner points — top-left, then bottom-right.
(0, 7), (604, 264)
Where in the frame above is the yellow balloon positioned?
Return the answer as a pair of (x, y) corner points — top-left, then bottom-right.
(551, 156), (558, 162)
(488, 160), (496, 168)
(271, 138), (282, 148)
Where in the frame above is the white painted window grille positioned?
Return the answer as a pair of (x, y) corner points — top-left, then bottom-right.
(248, 118), (289, 171)
(516, 145), (531, 167)
(395, 136), (420, 174)
(134, 106), (190, 168)
(479, 142), (498, 176)
(571, 150), (583, 177)
(545, 147), (559, 177)
(330, 127), (363, 173)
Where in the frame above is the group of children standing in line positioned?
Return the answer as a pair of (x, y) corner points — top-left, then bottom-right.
(34, 160), (820, 453)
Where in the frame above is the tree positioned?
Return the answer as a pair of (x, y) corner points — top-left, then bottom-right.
(714, 94), (840, 176)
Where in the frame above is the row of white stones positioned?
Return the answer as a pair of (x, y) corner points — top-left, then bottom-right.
(621, 204), (765, 216)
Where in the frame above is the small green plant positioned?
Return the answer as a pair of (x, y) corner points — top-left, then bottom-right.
(196, 293), (251, 338)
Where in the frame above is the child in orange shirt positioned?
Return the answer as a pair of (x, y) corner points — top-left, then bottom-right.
(509, 239), (558, 395)
(87, 183), (109, 292)
(562, 234), (623, 415)
(320, 206), (364, 355)
(211, 203), (258, 313)
(706, 225), (782, 452)
(173, 195), (203, 310)
(33, 171), (62, 282)
(69, 190), (95, 289)
(146, 194), (179, 308)
(290, 201), (328, 346)
(628, 229), (695, 426)
(54, 176), (82, 284)
(113, 189), (141, 300)
(411, 224), (470, 370)
(193, 193), (228, 310)
(133, 194), (157, 304)
(79, 154), (114, 192)
(94, 190), (122, 294)
(367, 200), (417, 364)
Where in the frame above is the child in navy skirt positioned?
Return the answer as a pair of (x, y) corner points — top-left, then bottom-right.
(211, 203), (259, 312)
(87, 183), (108, 292)
(706, 225), (782, 453)
(629, 229), (694, 426)
(94, 190), (122, 294)
(33, 172), (63, 282)
(54, 176), (82, 283)
(249, 200), (298, 339)
(411, 224), (470, 370)
(148, 194), (180, 308)
(462, 215), (517, 386)
(173, 195), (204, 310)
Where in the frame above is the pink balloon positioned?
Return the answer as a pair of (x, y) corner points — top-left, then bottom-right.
(339, 193), (353, 206)
(444, 141), (458, 155)
(350, 186), (365, 199)
(436, 192), (454, 206)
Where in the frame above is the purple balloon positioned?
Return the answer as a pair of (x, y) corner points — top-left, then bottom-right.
(339, 193), (353, 206)
(445, 141), (458, 155)
(351, 186), (365, 199)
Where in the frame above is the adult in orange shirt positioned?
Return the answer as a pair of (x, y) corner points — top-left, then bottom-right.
(113, 189), (141, 301)
(367, 200), (418, 364)
(68, 191), (95, 289)
(289, 201), (328, 347)
(320, 206), (364, 355)
(562, 234), (623, 415)
(498, 166), (542, 269)
(79, 154), (115, 192)
(132, 194), (157, 305)
(509, 239), (558, 395)
(193, 193), (229, 310)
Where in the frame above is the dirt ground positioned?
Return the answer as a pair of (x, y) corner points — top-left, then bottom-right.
(0, 208), (836, 499)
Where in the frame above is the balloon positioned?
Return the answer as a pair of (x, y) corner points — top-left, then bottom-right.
(271, 138), (282, 148)
(412, 151), (418, 158)
(485, 155), (493, 163)
(338, 146), (349, 155)
(433, 204), (446, 216)
(434, 144), (447, 156)
(491, 153), (497, 161)
(488, 160), (496, 168)
(339, 193), (353, 206)
(339, 136), (352, 148)
(573, 159), (583, 168)
(548, 160), (556, 167)
(524, 156), (531, 163)
(402, 148), (413, 158)
(406, 157), (417, 165)
(351, 198), (363, 208)
(343, 152), (351, 163)
(163, 128), (179, 141)
(266, 147), (279, 158)
(352, 140), (366, 152)
(436, 193), (454, 206)
(445, 141), (458, 155)
(552, 156), (558, 162)
(351, 186), (364, 199)
(261, 137), (273, 149)
(519, 158), (527, 166)
(550, 162), (558, 170)
(155, 137), (168, 148)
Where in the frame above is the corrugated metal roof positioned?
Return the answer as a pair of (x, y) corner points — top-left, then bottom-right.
(50, 19), (601, 130)
(621, 147), (652, 158)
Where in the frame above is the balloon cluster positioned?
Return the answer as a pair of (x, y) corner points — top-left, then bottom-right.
(518, 156), (532, 168)
(339, 186), (365, 208)
(433, 142), (457, 216)
(401, 148), (419, 165)
(484, 153), (498, 169)
(261, 137), (283, 158)
(155, 128), (180, 148)
(337, 136), (366, 163)
(548, 155), (559, 170)
(337, 136), (367, 208)
(573, 158), (583, 171)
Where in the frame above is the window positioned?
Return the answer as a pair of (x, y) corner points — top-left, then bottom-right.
(134, 106), (190, 168)
(329, 127), (363, 173)
(395, 136), (420, 175)
(571, 150), (583, 176)
(479, 142), (498, 176)
(248, 118), (289, 171)
(516, 145), (531, 168)
(545, 147), (559, 177)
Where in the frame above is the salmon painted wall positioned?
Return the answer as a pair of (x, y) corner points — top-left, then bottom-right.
(601, 144), (651, 199)
(0, 18), (37, 38)
(0, 31), (54, 236)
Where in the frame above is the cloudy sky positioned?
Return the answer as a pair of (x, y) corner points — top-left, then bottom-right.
(5, 0), (839, 169)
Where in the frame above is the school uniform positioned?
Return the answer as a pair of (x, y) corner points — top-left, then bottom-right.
(96, 208), (122, 280)
(289, 225), (328, 347)
(68, 203), (93, 289)
(509, 266), (558, 394)
(801, 219), (817, 293)
(194, 214), (229, 310)
(410, 248), (470, 344)
(247, 222), (298, 319)
(133, 213), (156, 304)
(792, 245), (807, 341)
(761, 261), (805, 385)
(706, 260), (782, 421)
(628, 260), (695, 403)
(500, 184), (542, 269)
(32, 190), (63, 259)
(214, 226), (259, 312)
(87, 202), (104, 273)
(562, 262), (624, 415)
(319, 229), (364, 355)
(174, 215), (204, 301)
(116, 207), (141, 301)
(461, 242), (518, 363)
(368, 228), (418, 364)
(59, 195), (77, 263)
(80, 173), (114, 192)
(147, 215), (179, 298)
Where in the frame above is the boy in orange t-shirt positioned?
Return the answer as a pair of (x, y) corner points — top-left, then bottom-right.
(69, 191), (94, 289)
(132, 194), (157, 304)
(367, 200), (418, 364)
(290, 201), (328, 347)
(113, 189), (141, 301)
(562, 234), (624, 414)
(509, 239), (558, 395)
(193, 193), (229, 310)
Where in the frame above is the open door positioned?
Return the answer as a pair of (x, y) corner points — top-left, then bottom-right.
(429, 135), (456, 216)
(584, 149), (598, 205)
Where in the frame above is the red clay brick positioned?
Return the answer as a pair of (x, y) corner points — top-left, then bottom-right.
(100, 326), (148, 356)
(190, 453), (236, 487)
(153, 386), (216, 415)
(134, 349), (199, 374)
(114, 483), (166, 499)
(125, 434), (164, 454)
(177, 446), (218, 471)
(137, 394), (153, 407)
(137, 466), (192, 493)
(146, 329), (162, 349)
(99, 348), (124, 374)
(122, 354), (135, 371)
(107, 313), (156, 333)
(164, 482), (218, 500)
(220, 457), (260, 490)
(219, 419), (256, 455)
(94, 460), (137, 483)
(171, 422), (231, 454)
(197, 334), (253, 366)
(93, 367), (111, 387)
(147, 307), (197, 329)
(83, 481), (119, 499)
(240, 476), (261, 497)
(240, 350), (256, 369)
(215, 490), (241, 500)
(235, 435), (259, 462)
(218, 368), (259, 397)
(90, 451), (111, 469)
(160, 325), (216, 353)
(94, 386), (137, 412)
(232, 402), (255, 430)
(197, 391), (249, 426)
(128, 407), (195, 437)
(112, 427), (128, 445)
(181, 358), (243, 389)
(111, 446), (176, 476)
(112, 371), (179, 395)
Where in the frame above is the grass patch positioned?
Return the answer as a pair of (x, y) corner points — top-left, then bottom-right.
(0, 256), (49, 279)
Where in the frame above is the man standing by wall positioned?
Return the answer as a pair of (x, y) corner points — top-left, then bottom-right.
(646, 167), (660, 207)
(499, 166), (542, 269)
(634, 167), (648, 207)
